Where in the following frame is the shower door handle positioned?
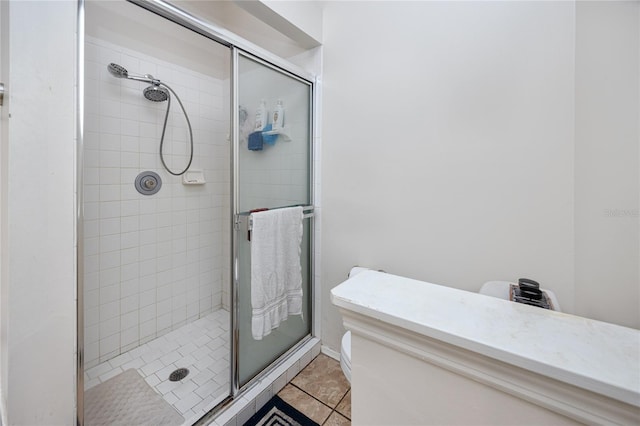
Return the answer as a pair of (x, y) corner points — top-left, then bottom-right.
(0, 83), (4, 106)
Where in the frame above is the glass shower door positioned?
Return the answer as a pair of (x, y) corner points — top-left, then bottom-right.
(235, 52), (313, 387)
(81, 1), (233, 422)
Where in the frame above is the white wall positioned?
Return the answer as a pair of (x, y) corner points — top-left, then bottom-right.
(175, 0), (310, 65)
(574, 1), (639, 329)
(321, 1), (640, 352)
(233, 0), (323, 49)
(174, 0), (322, 76)
(1, 1), (77, 424)
(321, 0), (606, 352)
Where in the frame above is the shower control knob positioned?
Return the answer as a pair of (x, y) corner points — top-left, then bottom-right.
(143, 178), (156, 190)
(134, 171), (162, 196)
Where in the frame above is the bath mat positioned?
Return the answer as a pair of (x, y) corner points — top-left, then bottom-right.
(84, 368), (184, 426)
(244, 395), (319, 426)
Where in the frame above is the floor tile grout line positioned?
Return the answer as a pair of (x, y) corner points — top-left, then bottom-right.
(289, 381), (341, 411)
(334, 389), (351, 420)
(321, 407), (350, 425)
(289, 382), (329, 408)
(286, 381), (351, 424)
(323, 400), (351, 424)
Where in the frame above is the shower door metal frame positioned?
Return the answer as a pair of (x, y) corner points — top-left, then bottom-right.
(230, 49), (315, 395)
(76, 1), (86, 424)
(76, 0), (316, 424)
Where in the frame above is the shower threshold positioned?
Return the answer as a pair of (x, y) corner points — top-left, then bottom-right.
(84, 309), (231, 423)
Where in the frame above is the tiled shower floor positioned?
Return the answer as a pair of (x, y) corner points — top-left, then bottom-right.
(85, 309), (230, 422)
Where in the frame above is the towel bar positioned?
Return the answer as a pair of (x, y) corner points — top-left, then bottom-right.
(247, 212), (313, 231)
(236, 205), (314, 217)
(234, 206), (314, 241)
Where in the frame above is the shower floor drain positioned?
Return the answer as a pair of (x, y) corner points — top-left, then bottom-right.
(169, 368), (189, 382)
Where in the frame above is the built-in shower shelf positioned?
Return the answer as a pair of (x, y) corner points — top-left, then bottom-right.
(182, 169), (205, 185)
(263, 125), (291, 142)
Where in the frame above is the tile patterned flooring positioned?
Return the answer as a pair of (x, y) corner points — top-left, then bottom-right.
(85, 316), (347, 426)
(276, 354), (351, 426)
(84, 309), (230, 422)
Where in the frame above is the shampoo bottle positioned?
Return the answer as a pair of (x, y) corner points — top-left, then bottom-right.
(272, 99), (284, 131)
(254, 99), (267, 131)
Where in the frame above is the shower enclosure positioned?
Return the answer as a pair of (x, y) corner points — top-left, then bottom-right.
(78, 1), (314, 423)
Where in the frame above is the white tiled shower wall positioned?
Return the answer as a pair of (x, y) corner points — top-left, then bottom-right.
(83, 37), (230, 368)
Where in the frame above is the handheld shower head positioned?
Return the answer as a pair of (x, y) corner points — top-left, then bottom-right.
(107, 63), (128, 78)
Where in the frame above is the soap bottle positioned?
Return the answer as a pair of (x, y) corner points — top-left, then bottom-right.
(272, 99), (284, 131)
(254, 99), (267, 131)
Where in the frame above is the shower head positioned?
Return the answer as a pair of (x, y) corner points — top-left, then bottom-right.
(107, 63), (128, 78)
(143, 85), (169, 102)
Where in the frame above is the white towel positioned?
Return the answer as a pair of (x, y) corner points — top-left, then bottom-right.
(250, 206), (304, 340)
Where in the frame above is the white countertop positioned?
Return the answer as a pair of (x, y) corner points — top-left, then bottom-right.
(331, 270), (640, 407)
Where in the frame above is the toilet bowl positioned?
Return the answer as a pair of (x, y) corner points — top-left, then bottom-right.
(340, 330), (352, 383)
(340, 266), (372, 383)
